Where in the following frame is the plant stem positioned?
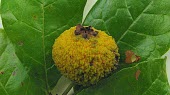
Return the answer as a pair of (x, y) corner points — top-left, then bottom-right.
(62, 81), (74, 95)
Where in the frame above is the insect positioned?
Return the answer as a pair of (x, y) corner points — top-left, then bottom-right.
(74, 24), (83, 35)
(74, 24), (98, 39)
(82, 32), (88, 39)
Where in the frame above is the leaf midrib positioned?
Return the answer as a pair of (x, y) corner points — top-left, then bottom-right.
(116, 1), (153, 43)
(41, 1), (49, 94)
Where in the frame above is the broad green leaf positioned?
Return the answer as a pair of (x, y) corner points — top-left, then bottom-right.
(83, 0), (170, 62)
(0, 29), (44, 95)
(1, 0), (87, 94)
(78, 58), (170, 95)
(78, 0), (170, 94)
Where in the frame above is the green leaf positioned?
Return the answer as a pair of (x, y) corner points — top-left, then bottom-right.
(0, 29), (44, 95)
(1, 0), (87, 94)
(78, 0), (170, 94)
(78, 58), (170, 95)
(83, 0), (170, 62)
(1, 0), (170, 94)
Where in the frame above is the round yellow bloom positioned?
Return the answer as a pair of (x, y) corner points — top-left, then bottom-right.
(52, 26), (119, 86)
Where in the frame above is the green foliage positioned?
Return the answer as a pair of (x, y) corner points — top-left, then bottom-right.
(0, 0), (170, 95)
(78, 58), (170, 95)
(80, 0), (170, 94)
(0, 0), (87, 94)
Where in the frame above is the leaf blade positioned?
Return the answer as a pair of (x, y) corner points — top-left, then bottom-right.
(80, 0), (170, 94)
(0, 29), (45, 95)
(1, 0), (87, 94)
(78, 58), (170, 95)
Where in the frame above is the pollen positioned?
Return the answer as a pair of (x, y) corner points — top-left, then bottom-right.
(52, 25), (120, 86)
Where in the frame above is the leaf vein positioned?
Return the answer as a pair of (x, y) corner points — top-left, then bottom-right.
(47, 64), (55, 71)
(4, 68), (16, 88)
(119, 40), (137, 49)
(44, 0), (58, 8)
(117, 1), (153, 43)
(24, 76), (30, 95)
(21, 49), (43, 66)
(129, 28), (170, 37)
(0, 81), (9, 95)
(142, 73), (162, 95)
(125, 0), (134, 21)
(21, 21), (42, 33)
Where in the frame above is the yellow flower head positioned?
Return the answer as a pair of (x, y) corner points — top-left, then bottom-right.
(52, 25), (119, 86)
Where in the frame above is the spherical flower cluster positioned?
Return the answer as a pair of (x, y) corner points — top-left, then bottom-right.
(52, 25), (119, 86)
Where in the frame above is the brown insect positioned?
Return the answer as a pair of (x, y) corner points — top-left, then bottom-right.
(74, 24), (98, 39)
(125, 50), (140, 64)
(82, 32), (88, 39)
(74, 24), (83, 35)
(91, 31), (98, 36)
